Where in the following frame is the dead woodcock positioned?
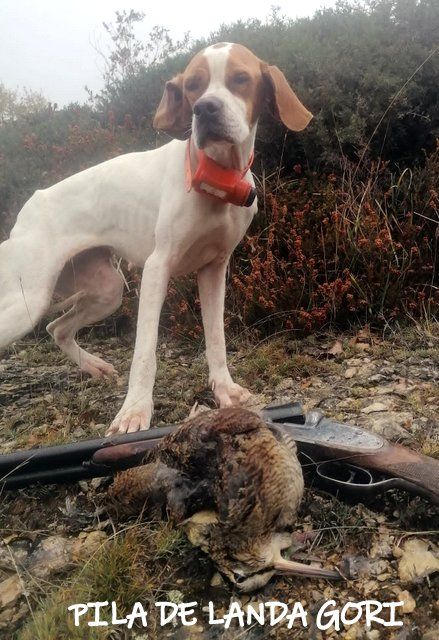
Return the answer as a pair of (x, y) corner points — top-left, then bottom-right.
(109, 408), (340, 592)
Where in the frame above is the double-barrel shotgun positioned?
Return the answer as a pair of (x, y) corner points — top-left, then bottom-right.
(1, 402), (438, 505)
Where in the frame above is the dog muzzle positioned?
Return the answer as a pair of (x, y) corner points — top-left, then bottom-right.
(185, 140), (256, 208)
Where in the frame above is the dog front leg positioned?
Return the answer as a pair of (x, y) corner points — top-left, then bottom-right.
(107, 252), (170, 435)
(197, 259), (251, 408)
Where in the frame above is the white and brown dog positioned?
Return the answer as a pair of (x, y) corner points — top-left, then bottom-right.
(0, 43), (312, 435)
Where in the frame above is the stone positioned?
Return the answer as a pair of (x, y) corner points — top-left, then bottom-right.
(26, 535), (73, 578)
(71, 530), (108, 561)
(361, 402), (391, 414)
(327, 340), (343, 356)
(367, 412), (414, 441)
(11, 602), (28, 626)
(0, 575), (22, 609)
(344, 623), (364, 639)
(396, 539), (439, 582)
(91, 423), (107, 432)
(399, 590), (416, 613)
(369, 539), (393, 559)
(346, 358), (363, 366)
(368, 374), (387, 383)
(365, 631), (380, 640)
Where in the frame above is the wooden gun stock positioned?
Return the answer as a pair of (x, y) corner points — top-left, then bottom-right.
(297, 440), (439, 505)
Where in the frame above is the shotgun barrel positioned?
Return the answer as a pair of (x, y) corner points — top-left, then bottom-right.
(0, 426), (174, 489)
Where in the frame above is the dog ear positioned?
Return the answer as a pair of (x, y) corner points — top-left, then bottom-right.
(153, 74), (192, 139)
(261, 64), (312, 132)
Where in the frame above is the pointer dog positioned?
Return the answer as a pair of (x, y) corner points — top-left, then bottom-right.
(0, 43), (312, 435)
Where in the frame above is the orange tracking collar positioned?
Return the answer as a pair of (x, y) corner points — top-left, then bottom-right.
(185, 140), (256, 207)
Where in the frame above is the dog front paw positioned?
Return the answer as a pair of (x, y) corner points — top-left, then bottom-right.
(81, 353), (118, 379)
(106, 398), (153, 436)
(212, 379), (252, 408)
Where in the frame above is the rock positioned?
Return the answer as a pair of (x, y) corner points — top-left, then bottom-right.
(367, 412), (414, 440)
(395, 539), (439, 582)
(26, 535), (73, 578)
(344, 623), (364, 639)
(339, 398), (359, 409)
(361, 402), (391, 414)
(368, 374), (387, 383)
(210, 571), (225, 587)
(345, 367), (357, 379)
(355, 343), (370, 353)
(393, 626), (418, 640)
(375, 380), (416, 397)
(343, 555), (391, 580)
(244, 393), (271, 414)
(0, 575), (22, 609)
(362, 579), (379, 595)
(365, 631), (380, 640)
(0, 602), (28, 628)
(91, 423), (107, 433)
(0, 540), (30, 571)
(370, 538), (393, 559)
(71, 530), (108, 561)
(398, 590), (416, 613)
(327, 340), (343, 356)
(346, 358), (364, 366)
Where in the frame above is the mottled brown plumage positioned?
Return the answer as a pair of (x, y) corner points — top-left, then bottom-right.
(109, 408), (339, 591)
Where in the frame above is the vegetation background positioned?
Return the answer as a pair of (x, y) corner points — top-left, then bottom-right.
(1, 0), (438, 337)
(1, 4), (438, 637)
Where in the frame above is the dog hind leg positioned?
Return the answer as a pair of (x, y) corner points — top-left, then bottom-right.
(46, 248), (124, 378)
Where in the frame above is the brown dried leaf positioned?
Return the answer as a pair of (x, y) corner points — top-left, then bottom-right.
(327, 340), (343, 356)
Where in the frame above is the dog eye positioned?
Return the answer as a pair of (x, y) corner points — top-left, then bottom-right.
(233, 73), (250, 85)
(185, 78), (201, 92)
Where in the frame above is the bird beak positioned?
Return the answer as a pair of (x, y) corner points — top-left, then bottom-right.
(274, 557), (342, 580)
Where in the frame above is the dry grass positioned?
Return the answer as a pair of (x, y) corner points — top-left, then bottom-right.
(233, 337), (338, 391)
(15, 523), (189, 640)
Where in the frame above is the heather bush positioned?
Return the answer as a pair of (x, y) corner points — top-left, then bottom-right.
(162, 142), (438, 336)
(0, 0), (437, 331)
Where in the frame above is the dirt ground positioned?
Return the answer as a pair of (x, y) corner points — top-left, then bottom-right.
(0, 323), (438, 639)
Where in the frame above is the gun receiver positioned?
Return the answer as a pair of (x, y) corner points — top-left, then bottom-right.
(262, 401), (439, 505)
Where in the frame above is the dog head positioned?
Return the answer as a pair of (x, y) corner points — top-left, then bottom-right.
(153, 42), (313, 152)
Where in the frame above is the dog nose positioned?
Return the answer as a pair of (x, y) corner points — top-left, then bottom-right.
(193, 96), (222, 119)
